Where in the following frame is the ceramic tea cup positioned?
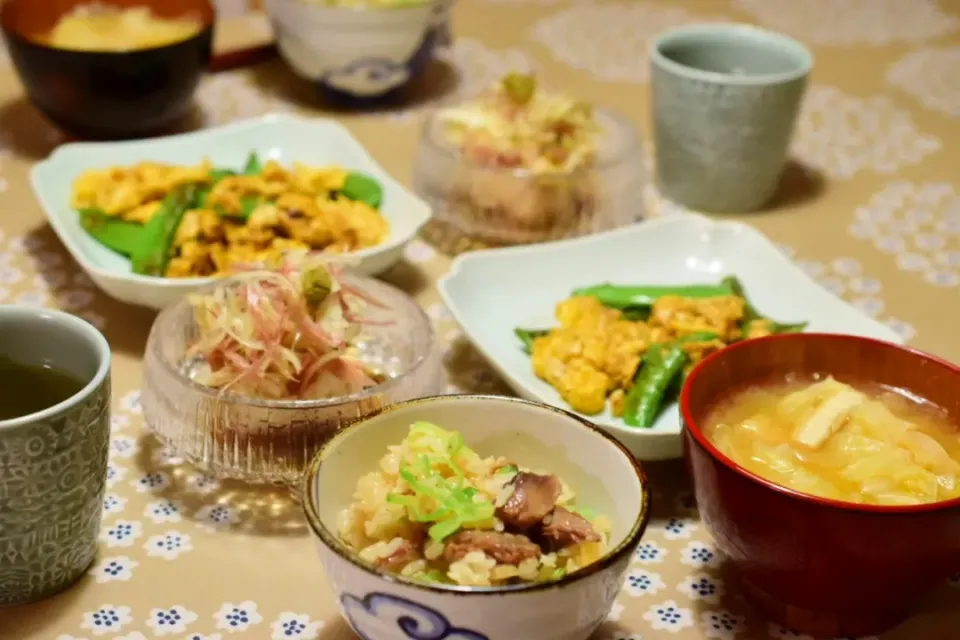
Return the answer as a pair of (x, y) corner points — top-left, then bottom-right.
(0, 307), (111, 605)
(650, 23), (813, 213)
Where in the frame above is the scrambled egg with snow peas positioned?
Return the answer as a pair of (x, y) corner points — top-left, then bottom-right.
(530, 295), (775, 416)
(71, 158), (389, 278)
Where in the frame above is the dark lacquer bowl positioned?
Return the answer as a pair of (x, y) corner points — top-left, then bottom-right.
(680, 333), (960, 638)
(0, 0), (214, 139)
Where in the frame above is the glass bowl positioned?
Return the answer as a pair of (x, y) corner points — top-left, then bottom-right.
(411, 106), (647, 253)
(141, 272), (443, 487)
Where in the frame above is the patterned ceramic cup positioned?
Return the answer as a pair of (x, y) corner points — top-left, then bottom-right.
(650, 23), (813, 213)
(0, 307), (111, 606)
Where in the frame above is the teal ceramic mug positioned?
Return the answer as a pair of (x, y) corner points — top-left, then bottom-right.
(0, 307), (111, 606)
(650, 23), (813, 213)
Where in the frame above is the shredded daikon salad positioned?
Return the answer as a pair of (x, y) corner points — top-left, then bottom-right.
(438, 72), (599, 173)
(185, 260), (389, 400)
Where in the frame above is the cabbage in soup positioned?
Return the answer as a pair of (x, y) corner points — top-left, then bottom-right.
(704, 376), (960, 506)
(37, 6), (202, 52)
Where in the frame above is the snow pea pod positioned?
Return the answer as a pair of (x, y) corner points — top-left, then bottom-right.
(622, 331), (718, 428)
(622, 343), (687, 428)
(130, 188), (193, 277)
(515, 328), (550, 354)
(78, 208), (146, 257)
(340, 172), (383, 209)
(573, 282), (734, 310)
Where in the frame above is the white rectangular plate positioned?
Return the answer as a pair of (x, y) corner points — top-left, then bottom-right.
(31, 113), (432, 310)
(438, 214), (903, 461)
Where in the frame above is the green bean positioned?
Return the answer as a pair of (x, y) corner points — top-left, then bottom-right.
(130, 188), (192, 277)
(514, 328), (550, 354)
(78, 208), (146, 257)
(622, 331), (718, 428)
(573, 281), (734, 309)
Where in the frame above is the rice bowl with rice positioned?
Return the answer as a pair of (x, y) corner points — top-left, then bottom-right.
(338, 421), (612, 587)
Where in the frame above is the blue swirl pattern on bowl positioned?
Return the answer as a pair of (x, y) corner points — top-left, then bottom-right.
(343, 593), (489, 640)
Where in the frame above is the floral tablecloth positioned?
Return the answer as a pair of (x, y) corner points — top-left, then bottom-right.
(2, 1), (960, 639)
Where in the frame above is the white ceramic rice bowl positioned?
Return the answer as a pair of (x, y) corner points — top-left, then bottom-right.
(301, 394), (650, 640)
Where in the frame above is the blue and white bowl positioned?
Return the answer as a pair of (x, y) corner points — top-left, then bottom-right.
(265, 0), (452, 99)
(301, 394), (651, 640)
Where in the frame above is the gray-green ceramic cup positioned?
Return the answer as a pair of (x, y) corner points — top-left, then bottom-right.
(0, 307), (111, 606)
(650, 23), (813, 213)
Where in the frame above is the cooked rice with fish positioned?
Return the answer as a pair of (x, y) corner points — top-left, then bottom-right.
(338, 422), (611, 586)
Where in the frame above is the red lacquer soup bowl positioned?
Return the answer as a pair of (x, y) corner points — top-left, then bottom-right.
(680, 333), (960, 638)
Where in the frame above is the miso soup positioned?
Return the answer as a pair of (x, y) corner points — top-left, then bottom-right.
(704, 376), (960, 506)
(0, 357), (85, 421)
(37, 6), (203, 52)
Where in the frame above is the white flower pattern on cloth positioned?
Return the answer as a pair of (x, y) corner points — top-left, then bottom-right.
(793, 86), (940, 180)
(849, 181), (960, 289)
(888, 47), (960, 117)
(403, 239), (438, 265)
(15, 290), (48, 306)
(146, 606), (199, 636)
(102, 493), (127, 515)
(187, 472), (222, 495)
(144, 531), (194, 560)
(151, 444), (184, 467)
(606, 601), (625, 622)
(109, 435), (138, 460)
(132, 471), (171, 493)
(426, 302), (454, 324)
(99, 520), (143, 548)
(111, 414), (130, 432)
(700, 609), (747, 639)
(531, 3), (724, 84)
(196, 73), (293, 126)
(90, 556), (138, 583)
(775, 249), (918, 342)
(214, 601), (263, 633)
(633, 541), (667, 565)
(768, 625), (815, 640)
(624, 569), (667, 596)
(269, 611), (324, 639)
(185, 635), (224, 640)
(195, 504), (241, 530)
(679, 541), (722, 569)
(105, 462), (128, 488)
(732, 0), (958, 46)
(655, 517), (697, 541)
(111, 632), (148, 640)
(80, 605), (132, 636)
(642, 600), (694, 632)
(144, 499), (185, 524)
(119, 390), (142, 414)
(677, 573), (724, 603)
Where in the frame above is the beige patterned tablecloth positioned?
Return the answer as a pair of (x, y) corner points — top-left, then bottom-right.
(2, 1), (960, 638)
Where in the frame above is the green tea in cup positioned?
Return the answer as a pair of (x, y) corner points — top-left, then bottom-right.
(0, 357), (86, 420)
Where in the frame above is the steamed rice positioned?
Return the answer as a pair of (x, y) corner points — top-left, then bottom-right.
(338, 422), (611, 586)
